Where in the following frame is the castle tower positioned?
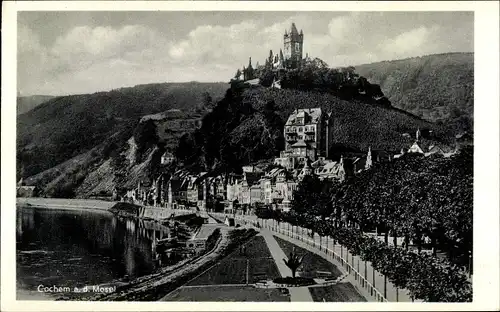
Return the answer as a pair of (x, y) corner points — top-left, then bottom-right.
(283, 23), (304, 69)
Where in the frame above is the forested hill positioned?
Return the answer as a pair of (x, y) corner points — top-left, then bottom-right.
(176, 83), (455, 175)
(355, 52), (473, 133)
(245, 87), (453, 153)
(17, 82), (227, 180)
(17, 95), (56, 115)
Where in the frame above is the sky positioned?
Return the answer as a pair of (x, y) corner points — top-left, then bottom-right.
(17, 11), (474, 96)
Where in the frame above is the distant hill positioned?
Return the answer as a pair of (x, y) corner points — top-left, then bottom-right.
(17, 95), (56, 115)
(17, 82), (227, 196)
(355, 52), (473, 133)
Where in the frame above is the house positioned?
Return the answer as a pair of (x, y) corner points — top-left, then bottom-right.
(315, 156), (351, 182)
(297, 158), (314, 180)
(227, 173), (243, 203)
(129, 179), (153, 205)
(208, 175), (226, 201)
(283, 108), (333, 166)
(242, 165), (258, 173)
(260, 168), (285, 204)
(408, 142), (425, 154)
(249, 184), (263, 205)
(187, 176), (200, 206)
(166, 176), (188, 208)
(240, 171), (264, 205)
(16, 179), (37, 198)
(161, 151), (175, 165)
(274, 170), (298, 211)
(425, 144), (457, 158)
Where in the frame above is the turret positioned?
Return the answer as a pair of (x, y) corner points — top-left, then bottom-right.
(365, 147), (372, 170)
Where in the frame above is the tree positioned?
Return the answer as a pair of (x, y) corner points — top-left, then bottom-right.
(258, 67), (275, 87)
(201, 92), (213, 110)
(283, 247), (305, 278)
(133, 119), (159, 158)
(292, 174), (333, 218)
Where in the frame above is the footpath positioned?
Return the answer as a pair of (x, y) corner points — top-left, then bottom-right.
(260, 231), (313, 302)
(212, 213), (414, 302)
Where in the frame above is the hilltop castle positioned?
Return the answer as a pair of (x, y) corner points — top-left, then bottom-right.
(282, 22), (304, 69)
(235, 23), (307, 81)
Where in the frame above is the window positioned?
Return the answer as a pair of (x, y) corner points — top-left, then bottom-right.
(299, 127), (303, 132)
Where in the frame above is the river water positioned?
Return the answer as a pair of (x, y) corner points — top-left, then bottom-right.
(16, 206), (179, 300)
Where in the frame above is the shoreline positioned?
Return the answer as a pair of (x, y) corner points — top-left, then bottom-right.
(16, 197), (116, 213)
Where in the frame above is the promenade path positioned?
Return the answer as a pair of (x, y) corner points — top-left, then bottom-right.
(260, 231), (313, 302)
(211, 213), (415, 302)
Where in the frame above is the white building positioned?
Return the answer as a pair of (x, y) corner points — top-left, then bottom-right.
(282, 108), (333, 168)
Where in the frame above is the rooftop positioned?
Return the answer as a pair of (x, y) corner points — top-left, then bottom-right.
(285, 108), (322, 126)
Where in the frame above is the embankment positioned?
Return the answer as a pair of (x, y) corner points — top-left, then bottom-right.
(16, 197), (115, 212)
(109, 202), (195, 220)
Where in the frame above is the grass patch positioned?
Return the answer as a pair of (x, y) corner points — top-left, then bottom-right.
(187, 236), (281, 285)
(163, 285), (290, 302)
(274, 236), (342, 279)
(309, 283), (367, 302)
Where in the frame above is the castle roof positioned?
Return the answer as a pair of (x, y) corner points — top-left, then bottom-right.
(285, 108), (322, 126)
(291, 23), (299, 35)
(285, 23), (303, 41)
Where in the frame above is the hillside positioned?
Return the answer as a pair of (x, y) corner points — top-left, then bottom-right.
(17, 95), (56, 115)
(17, 82), (227, 197)
(17, 53), (470, 197)
(177, 83), (455, 175)
(355, 53), (473, 133)
(244, 87), (453, 153)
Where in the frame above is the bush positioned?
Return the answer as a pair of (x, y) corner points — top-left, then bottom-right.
(273, 277), (316, 286)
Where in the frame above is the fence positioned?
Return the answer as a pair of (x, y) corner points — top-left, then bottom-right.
(210, 212), (415, 303)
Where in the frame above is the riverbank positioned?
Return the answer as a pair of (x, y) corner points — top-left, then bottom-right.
(73, 228), (257, 301)
(16, 197), (115, 212)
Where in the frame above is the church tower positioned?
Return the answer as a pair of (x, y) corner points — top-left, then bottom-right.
(283, 23), (304, 69)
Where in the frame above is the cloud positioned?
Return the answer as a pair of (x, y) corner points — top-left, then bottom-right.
(168, 21), (260, 65)
(18, 24), (43, 53)
(381, 25), (441, 58)
(17, 12), (473, 95)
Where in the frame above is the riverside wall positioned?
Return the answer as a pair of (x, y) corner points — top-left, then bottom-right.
(138, 206), (194, 220)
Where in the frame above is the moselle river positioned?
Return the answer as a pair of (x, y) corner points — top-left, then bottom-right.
(16, 206), (185, 300)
